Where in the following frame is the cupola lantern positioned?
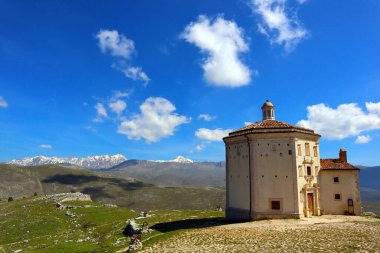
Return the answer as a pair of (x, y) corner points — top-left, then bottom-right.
(261, 100), (275, 121)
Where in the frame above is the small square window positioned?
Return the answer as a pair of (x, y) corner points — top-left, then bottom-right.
(271, 200), (281, 210)
(333, 177), (339, 183)
(288, 149), (292, 155)
(335, 194), (341, 200)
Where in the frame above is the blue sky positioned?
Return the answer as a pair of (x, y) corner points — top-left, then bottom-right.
(1, 0), (380, 165)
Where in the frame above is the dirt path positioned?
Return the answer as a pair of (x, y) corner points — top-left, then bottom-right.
(141, 215), (380, 252)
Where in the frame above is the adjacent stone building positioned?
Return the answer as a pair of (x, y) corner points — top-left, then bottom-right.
(223, 100), (361, 220)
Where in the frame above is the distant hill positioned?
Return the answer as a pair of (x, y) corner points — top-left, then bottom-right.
(0, 164), (225, 210)
(359, 166), (380, 190)
(103, 159), (226, 187)
(359, 166), (380, 202)
(5, 154), (127, 169)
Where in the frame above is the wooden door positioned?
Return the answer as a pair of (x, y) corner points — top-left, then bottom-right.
(307, 193), (314, 215)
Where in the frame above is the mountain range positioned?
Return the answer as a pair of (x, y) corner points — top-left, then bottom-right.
(5, 155), (197, 169)
(3, 155), (380, 201)
(5, 155), (224, 186)
(5, 154), (128, 169)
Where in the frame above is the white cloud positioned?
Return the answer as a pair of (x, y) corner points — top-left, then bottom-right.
(39, 144), (52, 149)
(112, 90), (130, 100)
(195, 144), (206, 151)
(96, 29), (135, 59)
(93, 102), (108, 122)
(355, 135), (371, 144)
(96, 30), (150, 84)
(195, 128), (232, 141)
(244, 121), (253, 126)
(109, 100), (127, 115)
(122, 66), (150, 85)
(0, 96), (8, 108)
(250, 0), (308, 51)
(298, 103), (380, 140)
(182, 15), (251, 87)
(366, 102), (380, 116)
(198, 114), (215, 121)
(118, 97), (190, 142)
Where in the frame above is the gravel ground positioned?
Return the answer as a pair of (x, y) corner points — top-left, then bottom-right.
(141, 215), (380, 252)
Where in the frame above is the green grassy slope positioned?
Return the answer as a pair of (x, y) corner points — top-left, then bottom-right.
(0, 196), (223, 253)
(0, 164), (225, 210)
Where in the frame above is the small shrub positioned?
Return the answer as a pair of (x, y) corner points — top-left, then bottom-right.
(8, 197), (13, 202)
(33, 192), (38, 196)
(82, 221), (97, 229)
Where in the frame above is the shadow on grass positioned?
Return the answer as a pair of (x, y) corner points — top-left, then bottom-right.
(150, 217), (230, 233)
(42, 174), (151, 201)
(42, 174), (147, 190)
(81, 186), (113, 199)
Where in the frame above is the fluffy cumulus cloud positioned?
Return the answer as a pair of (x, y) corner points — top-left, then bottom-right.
(0, 96), (8, 108)
(93, 91), (129, 120)
(122, 67), (150, 85)
(39, 144), (52, 149)
(355, 135), (371, 144)
(118, 97), (190, 142)
(366, 102), (380, 115)
(109, 100), (127, 115)
(250, 0), (308, 51)
(96, 29), (150, 84)
(198, 114), (215, 121)
(195, 128), (232, 141)
(93, 102), (108, 122)
(96, 30), (135, 59)
(182, 15), (251, 87)
(298, 102), (380, 140)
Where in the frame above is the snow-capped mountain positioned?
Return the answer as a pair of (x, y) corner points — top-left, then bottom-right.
(170, 156), (193, 163)
(151, 156), (194, 163)
(6, 154), (127, 169)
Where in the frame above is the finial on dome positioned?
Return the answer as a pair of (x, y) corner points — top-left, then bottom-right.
(261, 100), (275, 121)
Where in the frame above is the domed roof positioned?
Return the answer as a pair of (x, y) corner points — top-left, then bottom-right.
(262, 100), (274, 107)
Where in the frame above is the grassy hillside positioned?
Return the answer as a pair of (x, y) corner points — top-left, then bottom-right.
(0, 164), (225, 210)
(1, 196), (379, 253)
(0, 195), (223, 252)
(104, 160), (225, 187)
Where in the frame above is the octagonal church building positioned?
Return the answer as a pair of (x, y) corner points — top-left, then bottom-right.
(223, 100), (361, 220)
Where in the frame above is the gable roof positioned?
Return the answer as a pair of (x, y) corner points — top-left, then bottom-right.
(227, 120), (320, 137)
(320, 159), (359, 170)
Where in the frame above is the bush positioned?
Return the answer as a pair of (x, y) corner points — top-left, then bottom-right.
(34, 192), (38, 196)
(8, 197), (13, 202)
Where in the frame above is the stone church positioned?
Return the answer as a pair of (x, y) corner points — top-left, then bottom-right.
(223, 100), (361, 220)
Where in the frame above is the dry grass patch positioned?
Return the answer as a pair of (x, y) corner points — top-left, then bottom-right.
(141, 215), (380, 253)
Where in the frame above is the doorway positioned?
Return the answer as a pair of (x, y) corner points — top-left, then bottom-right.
(307, 193), (314, 215)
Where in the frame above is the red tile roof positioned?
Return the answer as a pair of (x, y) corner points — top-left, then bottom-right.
(320, 159), (359, 170)
(227, 120), (319, 137)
